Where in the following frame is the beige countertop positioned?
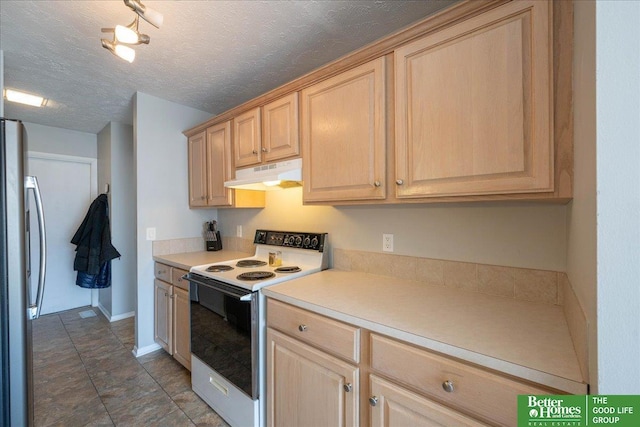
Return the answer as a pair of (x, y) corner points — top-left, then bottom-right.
(153, 250), (252, 270)
(262, 269), (587, 395)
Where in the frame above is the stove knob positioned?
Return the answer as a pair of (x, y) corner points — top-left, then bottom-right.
(303, 236), (311, 247)
(295, 236), (302, 246)
(311, 237), (319, 248)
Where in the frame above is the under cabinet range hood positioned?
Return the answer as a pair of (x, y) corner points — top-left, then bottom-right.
(224, 158), (302, 191)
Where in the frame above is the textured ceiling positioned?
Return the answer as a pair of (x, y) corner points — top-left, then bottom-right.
(1, 0), (457, 134)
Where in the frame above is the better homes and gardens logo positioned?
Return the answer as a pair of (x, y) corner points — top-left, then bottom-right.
(518, 395), (640, 427)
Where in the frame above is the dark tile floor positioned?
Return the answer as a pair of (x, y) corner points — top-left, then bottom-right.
(32, 306), (229, 427)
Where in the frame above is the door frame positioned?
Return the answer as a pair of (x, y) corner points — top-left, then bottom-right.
(27, 151), (99, 307)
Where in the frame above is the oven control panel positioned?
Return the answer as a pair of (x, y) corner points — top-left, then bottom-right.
(254, 230), (327, 252)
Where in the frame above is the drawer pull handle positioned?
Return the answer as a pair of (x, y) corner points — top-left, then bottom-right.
(369, 396), (379, 407)
(343, 383), (353, 393)
(442, 380), (454, 393)
(298, 324), (307, 332)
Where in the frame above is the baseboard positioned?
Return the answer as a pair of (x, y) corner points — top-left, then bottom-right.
(132, 343), (162, 358)
(110, 311), (135, 322)
(96, 303), (111, 320)
(96, 304), (135, 323)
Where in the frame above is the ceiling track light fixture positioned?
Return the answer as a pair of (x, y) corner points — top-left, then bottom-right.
(100, 0), (162, 63)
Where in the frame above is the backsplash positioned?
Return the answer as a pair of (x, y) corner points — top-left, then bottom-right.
(152, 237), (204, 256)
(334, 248), (565, 305)
(153, 236), (255, 256)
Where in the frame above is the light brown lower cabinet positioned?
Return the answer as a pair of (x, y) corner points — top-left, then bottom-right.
(266, 328), (358, 427)
(153, 278), (172, 354)
(369, 375), (487, 427)
(154, 263), (191, 371)
(266, 299), (564, 427)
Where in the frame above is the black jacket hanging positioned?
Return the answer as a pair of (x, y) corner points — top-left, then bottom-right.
(71, 193), (120, 288)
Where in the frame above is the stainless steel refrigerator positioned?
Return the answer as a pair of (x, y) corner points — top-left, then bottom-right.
(1, 118), (46, 427)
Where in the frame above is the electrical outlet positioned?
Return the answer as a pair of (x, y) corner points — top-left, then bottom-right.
(382, 233), (394, 252)
(146, 227), (156, 241)
(236, 225), (243, 238)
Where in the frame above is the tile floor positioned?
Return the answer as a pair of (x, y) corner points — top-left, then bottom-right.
(32, 306), (229, 427)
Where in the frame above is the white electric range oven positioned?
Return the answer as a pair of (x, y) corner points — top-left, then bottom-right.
(185, 229), (329, 427)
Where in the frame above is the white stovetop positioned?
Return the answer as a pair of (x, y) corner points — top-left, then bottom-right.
(189, 246), (325, 291)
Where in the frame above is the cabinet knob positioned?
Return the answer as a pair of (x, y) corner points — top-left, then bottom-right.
(442, 380), (454, 393)
(252, 150), (258, 155)
(262, 147), (268, 152)
(343, 383), (353, 393)
(369, 396), (379, 407)
(374, 181), (381, 187)
(395, 179), (404, 185)
(164, 292), (168, 297)
(298, 324), (307, 332)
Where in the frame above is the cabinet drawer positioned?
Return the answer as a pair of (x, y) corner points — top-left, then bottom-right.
(370, 334), (556, 426)
(267, 299), (360, 363)
(154, 262), (171, 282)
(172, 267), (189, 291)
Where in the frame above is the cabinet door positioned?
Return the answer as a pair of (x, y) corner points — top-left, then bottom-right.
(267, 328), (358, 427)
(154, 279), (173, 354)
(188, 131), (207, 207)
(206, 121), (233, 206)
(302, 57), (386, 202)
(369, 375), (487, 427)
(172, 286), (191, 371)
(262, 92), (300, 162)
(395, 0), (552, 198)
(234, 107), (262, 168)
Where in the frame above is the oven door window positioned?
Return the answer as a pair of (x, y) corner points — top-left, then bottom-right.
(190, 281), (256, 399)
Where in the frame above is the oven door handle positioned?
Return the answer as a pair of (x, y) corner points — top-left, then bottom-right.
(183, 273), (254, 300)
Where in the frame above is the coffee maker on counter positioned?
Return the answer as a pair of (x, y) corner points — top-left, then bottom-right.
(203, 220), (222, 251)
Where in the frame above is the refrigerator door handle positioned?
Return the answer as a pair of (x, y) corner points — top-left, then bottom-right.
(25, 175), (46, 320)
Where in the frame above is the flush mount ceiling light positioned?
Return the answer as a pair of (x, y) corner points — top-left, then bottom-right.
(3, 89), (47, 107)
(101, 0), (162, 63)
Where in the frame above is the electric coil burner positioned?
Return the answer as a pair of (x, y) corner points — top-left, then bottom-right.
(206, 264), (234, 272)
(274, 266), (301, 273)
(186, 229), (329, 427)
(237, 271), (276, 281)
(237, 259), (268, 268)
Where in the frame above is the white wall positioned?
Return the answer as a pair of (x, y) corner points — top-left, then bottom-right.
(97, 122), (136, 321)
(133, 92), (215, 353)
(595, 1), (640, 393)
(220, 190), (567, 272)
(566, 0), (598, 389)
(97, 124), (113, 315)
(22, 122), (97, 158)
(109, 122), (136, 319)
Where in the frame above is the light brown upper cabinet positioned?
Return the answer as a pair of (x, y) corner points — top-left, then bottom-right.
(188, 122), (264, 208)
(262, 93), (300, 163)
(206, 121), (234, 206)
(188, 131), (208, 207)
(185, 0), (572, 205)
(301, 57), (386, 202)
(233, 107), (262, 168)
(395, 0), (553, 199)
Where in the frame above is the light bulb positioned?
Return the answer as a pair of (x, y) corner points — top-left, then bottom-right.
(115, 25), (139, 44)
(115, 44), (136, 63)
